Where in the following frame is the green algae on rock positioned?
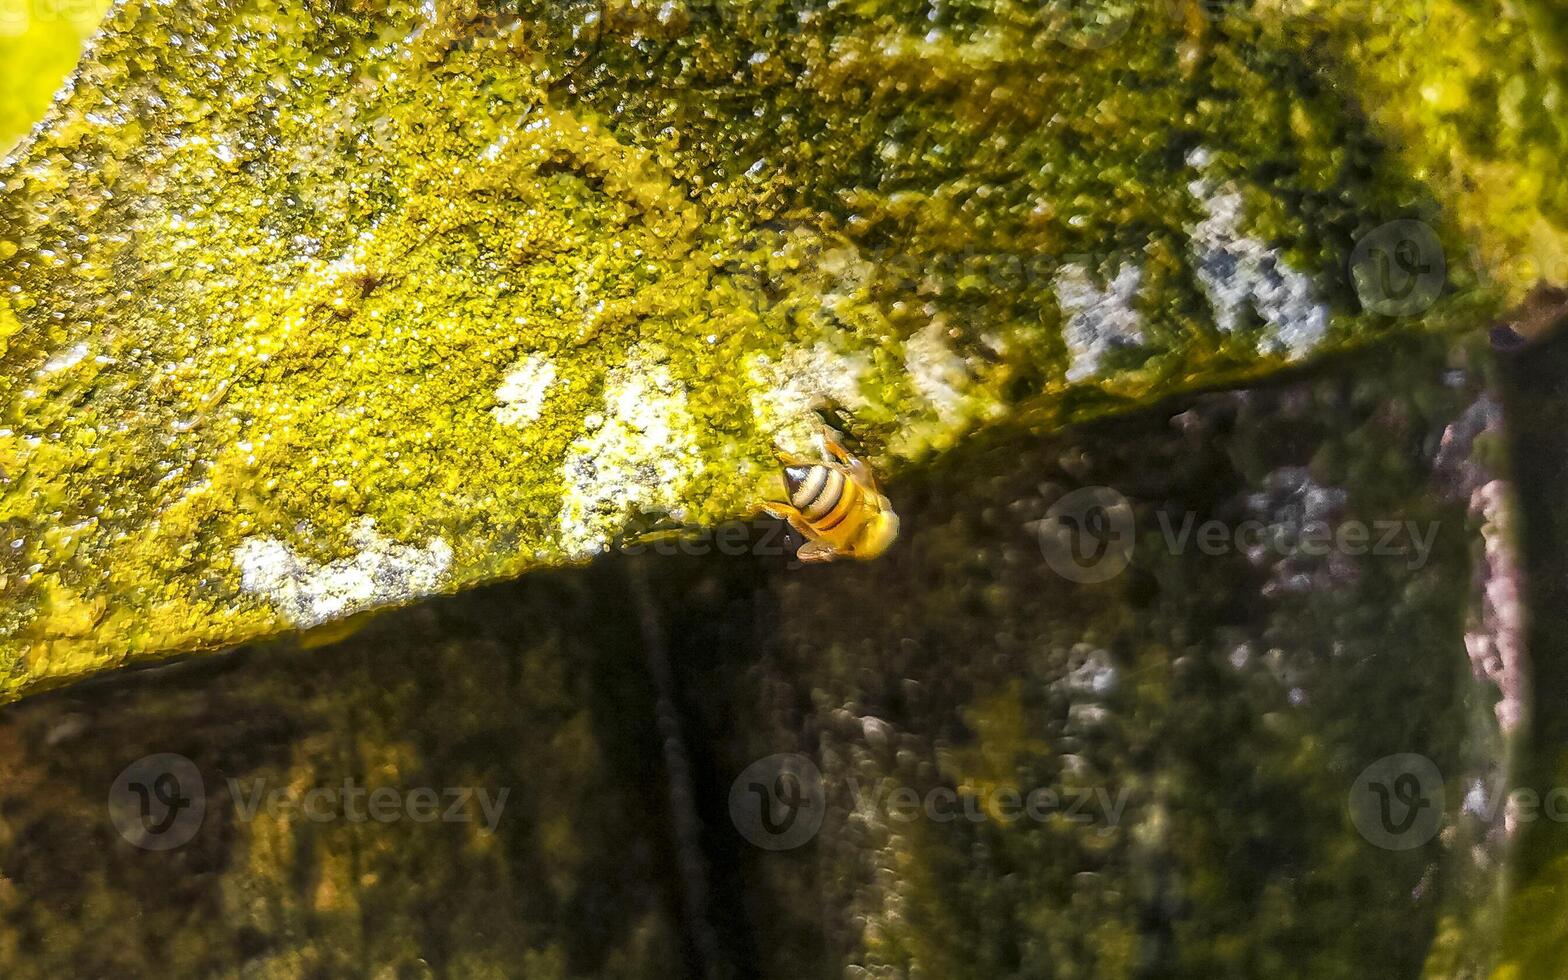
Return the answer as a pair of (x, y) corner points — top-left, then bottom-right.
(1278, 0), (1568, 305)
(0, 0), (1526, 697)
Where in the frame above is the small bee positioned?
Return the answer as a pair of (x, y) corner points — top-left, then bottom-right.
(758, 427), (900, 563)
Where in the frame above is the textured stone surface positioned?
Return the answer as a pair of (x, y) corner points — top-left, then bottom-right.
(0, 566), (689, 978)
(3, 0), (1545, 698)
(0, 330), (1515, 977)
(691, 331), (1513, 978)
(1490, 325), (1568, 979)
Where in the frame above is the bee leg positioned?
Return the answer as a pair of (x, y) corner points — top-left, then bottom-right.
(795, 539), (841, 563)
(752, 500), (802, 522)
(817, 423), (879, 490)
(771, 445), (822, 468)
(751, 502), (832, 562)
(816, 423), (852, 460)
(753, 501), (820, 540)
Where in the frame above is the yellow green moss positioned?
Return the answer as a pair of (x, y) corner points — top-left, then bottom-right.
(1264, 0), (1568, 304)
(0, 0), (1541, 698)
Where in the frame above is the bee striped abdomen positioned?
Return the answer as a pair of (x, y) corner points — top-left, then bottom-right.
(770, 437), (897, 561)
(785, 465), (858, 530)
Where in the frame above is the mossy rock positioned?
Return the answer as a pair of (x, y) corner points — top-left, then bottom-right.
(0, 0), (1556, 700)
